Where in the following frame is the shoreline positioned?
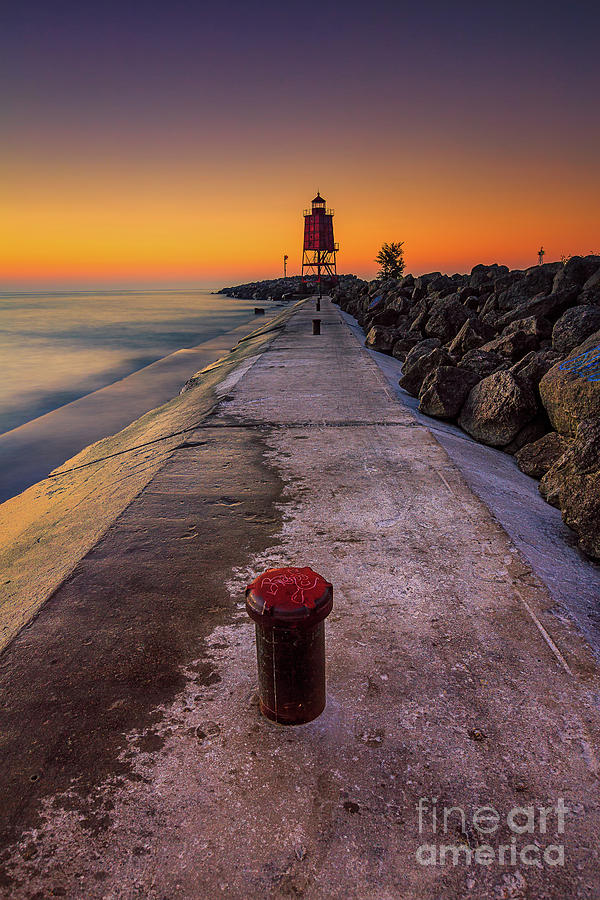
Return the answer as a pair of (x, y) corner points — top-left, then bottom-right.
(0, 309), (281, 504)
(0, 300), (307, 655)
(0, 289), (276, 439)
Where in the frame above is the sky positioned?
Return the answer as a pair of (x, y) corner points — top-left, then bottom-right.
(1, 0), (599, 289)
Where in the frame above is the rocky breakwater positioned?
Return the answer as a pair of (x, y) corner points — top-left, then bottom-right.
(220, 274), (361, 301)
(331, 255), (600, 560)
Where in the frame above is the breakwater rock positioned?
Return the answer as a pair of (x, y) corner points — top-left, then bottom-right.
(331, 256), (600, 560)
(219, 274), (361, 302)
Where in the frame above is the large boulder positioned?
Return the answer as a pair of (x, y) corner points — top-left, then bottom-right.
(459, 371), (538, 446)
(502, 413), (550, 455)
(399, 345), (454, 397)
(366, 307), (402, 329)
(515, 432), (569, 479)
(551, 305), (600, 355)
(365, 326), (397, 354)
(496, 289), (579, 330)
(509, 349), (563, 398)
(387, 296), (411, 315)
(414, 272), (442, 292)
(539, 330), (600, 435)
(418, 366), (480, 420)
(463, 294), (480, 312)
(370, 278), (399, 298)
(580, 268), (600, 305)
(408, 307), (429, 336)
(391, 335), (421, 360)
(520, 264), (562, 297)
(427, 274), (456, 298)
(502, 315), (552, 342)
(403, 338), (441, 367)
(479, 294), (500, 323)
(470, 263), (509, 290)
(539, 463), (564, 508)
(539, 420), (600, 559)
(549, 257), (600, 298)
(556, 255), (600, 289)
(424, 296), (470, 343)
(478, 330), (540, 362)
(492, 264), (559, 304)
(447, 318), (493, 358)
(551, 268), (578, 296)
(458, 348), (507, 379)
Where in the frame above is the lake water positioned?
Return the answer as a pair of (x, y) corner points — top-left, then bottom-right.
(0, 290), (272, 436)
(0, 289), (281, 502)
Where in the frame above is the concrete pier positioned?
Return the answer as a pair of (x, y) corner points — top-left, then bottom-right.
(1, 298), (599, 898)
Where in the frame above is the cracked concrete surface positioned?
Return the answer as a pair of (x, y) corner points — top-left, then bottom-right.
(0, 299), (599, 899)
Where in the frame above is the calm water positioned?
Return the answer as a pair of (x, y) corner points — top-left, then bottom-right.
(0, 290), (272, 436)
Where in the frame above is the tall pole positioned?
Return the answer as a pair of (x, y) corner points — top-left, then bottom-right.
(284, 254), (288, 278)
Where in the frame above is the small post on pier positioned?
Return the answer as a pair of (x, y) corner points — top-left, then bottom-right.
(312, 318), (321, 335)
(246, 567), (333, 724)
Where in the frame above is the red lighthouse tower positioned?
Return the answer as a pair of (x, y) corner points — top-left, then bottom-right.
(302, 192), (338, 289)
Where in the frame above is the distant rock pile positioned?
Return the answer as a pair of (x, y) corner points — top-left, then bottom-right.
(220, 274), (361, 302)
(332, 256), (600, 560)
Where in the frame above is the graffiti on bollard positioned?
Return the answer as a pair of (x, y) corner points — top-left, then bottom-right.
(246, 566), (333, 725)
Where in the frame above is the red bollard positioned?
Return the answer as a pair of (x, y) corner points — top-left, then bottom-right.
(246, 567), (333, 725)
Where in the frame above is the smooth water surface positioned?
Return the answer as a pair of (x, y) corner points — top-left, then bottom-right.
(0, 290), (271, 436)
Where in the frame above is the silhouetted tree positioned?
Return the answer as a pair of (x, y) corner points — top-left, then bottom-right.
(375, 242), (405, 279)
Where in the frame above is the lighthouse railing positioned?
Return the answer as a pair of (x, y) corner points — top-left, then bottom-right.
(303, 208), (335, 217)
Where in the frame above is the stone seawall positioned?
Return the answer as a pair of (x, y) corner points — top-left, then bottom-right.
(220, 274), (361, 301)
(332, 256), (600, 560)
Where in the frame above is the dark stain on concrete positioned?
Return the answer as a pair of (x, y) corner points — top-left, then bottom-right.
(0, 423), (283, 885)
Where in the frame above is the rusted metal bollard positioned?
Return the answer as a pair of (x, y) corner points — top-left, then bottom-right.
(312, 318), (321, 335)
(246, 567), (333, 724)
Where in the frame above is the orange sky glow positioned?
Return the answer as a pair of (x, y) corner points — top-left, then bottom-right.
(2, 151), (598, 289)
(2, 2), (599, 289)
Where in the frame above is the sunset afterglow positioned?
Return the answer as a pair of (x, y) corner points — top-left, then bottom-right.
(2, 1), (599, 288)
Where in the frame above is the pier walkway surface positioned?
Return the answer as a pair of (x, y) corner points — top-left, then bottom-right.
(1, 298), (600, 898)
